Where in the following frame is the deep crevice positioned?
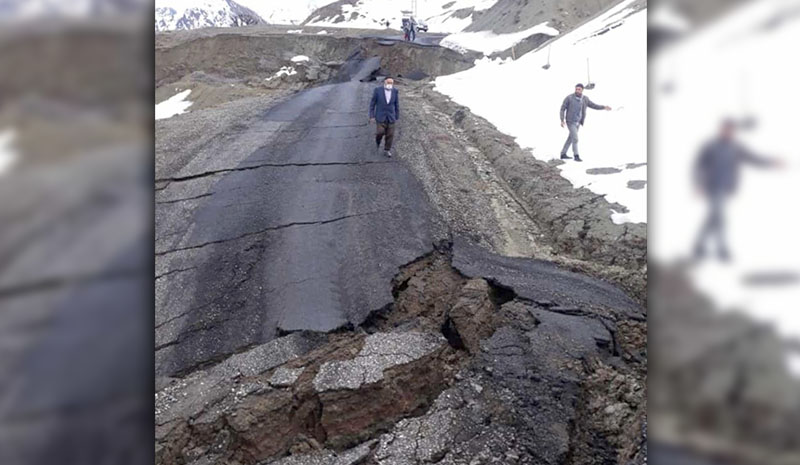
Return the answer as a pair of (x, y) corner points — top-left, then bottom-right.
(441, 317), (467, 351)
(485, 278), (517, 307)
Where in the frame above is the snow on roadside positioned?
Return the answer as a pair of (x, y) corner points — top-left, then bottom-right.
(265, 66), (297, 81)
(288, 29), (303, 34)
(155, 89), (193, 120)
(435, 0), (646, 224)
(0, 129), (18, 175)
(440, 22), (559, 55)
(291, 55), (310, 63)
(317, 30), (328, 35)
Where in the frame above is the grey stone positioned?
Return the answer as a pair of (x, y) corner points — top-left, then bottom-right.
(627, 180), (647, 190)
(269, 366), (306, 387)
(586, 167), (623, 175)
(313, 332), (444, 392)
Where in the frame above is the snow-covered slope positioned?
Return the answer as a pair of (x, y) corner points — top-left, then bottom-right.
(235, 0), (338, 25)
(303, 0), (500, 32)
(435, 0), (647, 224)
(440, 21), (559, 55)
(155, 0), (264, 31)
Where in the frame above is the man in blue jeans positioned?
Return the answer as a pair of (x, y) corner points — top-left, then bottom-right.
(559, 83), (612, 162)
(369, 77), (399, 157)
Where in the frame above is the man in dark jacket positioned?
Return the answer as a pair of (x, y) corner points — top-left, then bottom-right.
(693, 119), (782, 261)
(559, 83), (611, 162)
(369, 77), (399, 157)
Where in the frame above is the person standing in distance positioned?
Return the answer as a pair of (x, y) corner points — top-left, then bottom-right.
(559, 83), (612, 162)
(692, 119), (783, 262)
(369, 77), (399, 158)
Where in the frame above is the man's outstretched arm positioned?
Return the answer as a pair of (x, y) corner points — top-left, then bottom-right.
(394, 91), (400, 120)
(587, 97), (612, 111)
(738, 144), (781, 168)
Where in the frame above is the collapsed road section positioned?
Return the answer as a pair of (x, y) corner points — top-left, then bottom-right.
(156, 241), (646, 465)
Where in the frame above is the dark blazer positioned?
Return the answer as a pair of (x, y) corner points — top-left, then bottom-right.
(369, 86), (400, 123)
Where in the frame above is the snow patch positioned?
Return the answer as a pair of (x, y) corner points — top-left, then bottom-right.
(0, 129), (19, 175)
(440, 22), (559, 55)
(316, 30), (328, 35)
(287, 29), (303, 34)
(291, 55), (310, 62)
(435, 0), (646, 224)
(155, 89), (193, 120)
(265, 66), (297, 81)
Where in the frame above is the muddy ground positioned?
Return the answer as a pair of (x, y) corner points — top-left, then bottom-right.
(155, 30), (647, 465)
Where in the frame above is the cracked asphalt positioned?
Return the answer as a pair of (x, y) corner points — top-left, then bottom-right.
(155, 57), (440, 376)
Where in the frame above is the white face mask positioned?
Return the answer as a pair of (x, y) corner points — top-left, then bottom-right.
(385, 84), (393, 90)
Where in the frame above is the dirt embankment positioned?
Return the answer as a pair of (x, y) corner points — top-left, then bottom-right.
(155, 30), (476, 112)
(155, 30), (474, 88)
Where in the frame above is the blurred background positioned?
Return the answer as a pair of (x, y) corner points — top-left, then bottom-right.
(0, 1), (152, 464)
(649, 0), (800, 463)
(0, 0), (798, 464)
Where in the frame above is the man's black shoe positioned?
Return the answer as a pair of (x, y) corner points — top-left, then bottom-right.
(560, 153), (572, 160)
(574, 155), (583, 162)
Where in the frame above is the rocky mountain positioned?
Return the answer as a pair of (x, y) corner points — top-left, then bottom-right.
(235, 0), (339, 25)
(155, 0), (264, 32)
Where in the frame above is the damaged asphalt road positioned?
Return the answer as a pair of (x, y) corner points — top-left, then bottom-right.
(155, 36), (646, 465)
(156, 56), (441, 377)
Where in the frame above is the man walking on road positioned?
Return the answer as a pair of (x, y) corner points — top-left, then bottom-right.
(369, 77), (399, 157)
(559, 83), (612, 162)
